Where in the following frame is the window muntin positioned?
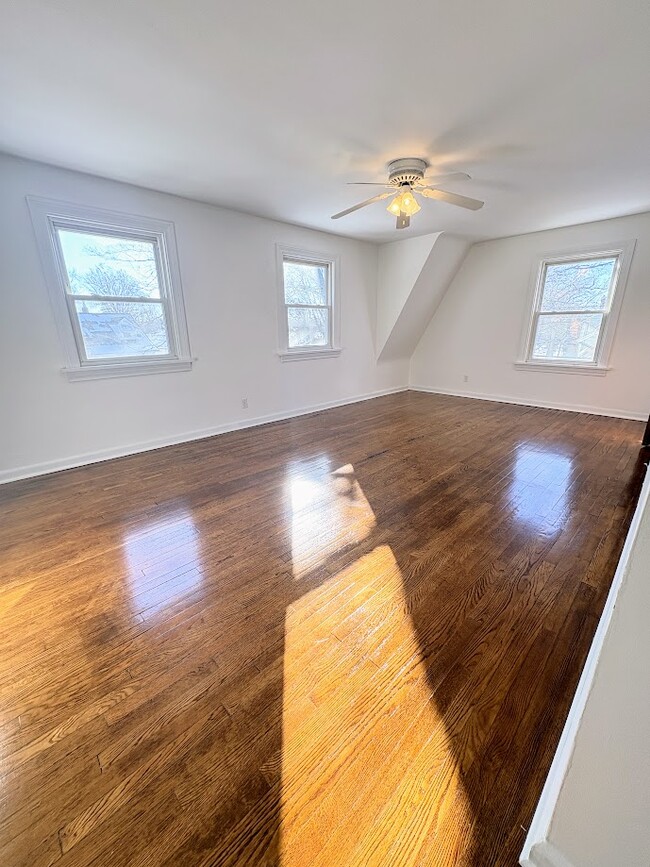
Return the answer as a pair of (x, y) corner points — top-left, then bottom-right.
(527, 254), (621, 365)
(55, 226), (176, 363)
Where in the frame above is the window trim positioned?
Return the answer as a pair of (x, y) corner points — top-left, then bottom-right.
(27, 197), (193, 381)
(516, 239), (636, 373)
(275, 244), (341, 361)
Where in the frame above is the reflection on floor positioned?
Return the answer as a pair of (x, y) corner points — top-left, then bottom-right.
(0, 392), (645, 867)
(123, 508), (203, 620)
(509, 444), (573, 528)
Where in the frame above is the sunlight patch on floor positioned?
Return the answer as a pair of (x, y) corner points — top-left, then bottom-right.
(280, 541), (473, 866)
(289, 463), (376, 580)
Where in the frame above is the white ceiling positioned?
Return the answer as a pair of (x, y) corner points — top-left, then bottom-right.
(2, 0), (650, 243)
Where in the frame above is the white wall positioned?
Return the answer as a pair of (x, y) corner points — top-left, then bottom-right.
(381, 233), (470, 362)
(376, 233), (440, 354)
(3, 154), (648, 483)
(0, 154), (408, 481)
(522, 467), (650, 867)
(410, 213), (650, 419)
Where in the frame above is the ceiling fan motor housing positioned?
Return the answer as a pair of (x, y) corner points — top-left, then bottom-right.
(387, 157), (428, 186)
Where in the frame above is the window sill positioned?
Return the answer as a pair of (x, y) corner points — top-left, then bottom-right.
(514, 361), (610, 376)
(64, 358), (194, 381)
(278, 348), (342, 363)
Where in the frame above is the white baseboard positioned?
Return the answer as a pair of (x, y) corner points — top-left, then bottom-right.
(520, 468), (650, 867)
(1, 385), (408, 485)
(522, 841), (577, 867)
(409, 384), (647, 421)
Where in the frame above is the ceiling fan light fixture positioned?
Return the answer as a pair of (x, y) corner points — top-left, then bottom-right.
(387, 189), (421, 218)
(401, 190), (420, 216)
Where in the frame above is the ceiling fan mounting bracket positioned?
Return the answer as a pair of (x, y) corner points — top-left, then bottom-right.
(387, 157), (429, 186)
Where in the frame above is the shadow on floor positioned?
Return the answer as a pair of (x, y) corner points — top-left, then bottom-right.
(2, 393), (645, 867)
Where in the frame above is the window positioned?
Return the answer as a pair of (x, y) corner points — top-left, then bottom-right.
(276, 246), (340, 361)
(28, 197), (192, 380)
(517, 241), (635, 373)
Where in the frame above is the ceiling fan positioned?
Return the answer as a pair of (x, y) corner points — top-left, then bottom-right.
(331, 157), (484, 229)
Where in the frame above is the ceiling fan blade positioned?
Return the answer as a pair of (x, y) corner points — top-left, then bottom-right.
(419, 187), (484, 211)
(331, 192), (392, 220)
(350, 173), (470, 188)
(421, 171), (471, 185)
(347, 181), (399, 190)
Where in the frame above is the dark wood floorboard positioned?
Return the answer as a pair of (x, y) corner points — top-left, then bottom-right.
(0, 391), (646, 867)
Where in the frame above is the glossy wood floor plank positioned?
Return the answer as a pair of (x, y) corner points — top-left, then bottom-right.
(0, 392), (645, 867)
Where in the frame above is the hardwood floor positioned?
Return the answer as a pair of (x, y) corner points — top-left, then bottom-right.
(0, 392), (646, 867)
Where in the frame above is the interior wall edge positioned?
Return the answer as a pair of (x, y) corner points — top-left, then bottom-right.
(0, 385), (408, 486)
(519, 462), (650, 867)
(408, 385), (647, 422)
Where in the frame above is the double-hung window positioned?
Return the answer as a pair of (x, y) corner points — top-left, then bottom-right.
(28, 197), (192, 380)
(276, 246), (340, 360)
(518, 241), (635, 373)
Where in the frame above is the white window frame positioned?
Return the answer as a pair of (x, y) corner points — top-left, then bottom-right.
(276, 244), (341, 362)
(515, 239), (636, 375)
(27, 196), (193, 381)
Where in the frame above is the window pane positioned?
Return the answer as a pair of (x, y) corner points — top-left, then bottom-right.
(540, 258), (616, 312)
(58, 230), (161, 299)
(74, 300), (170, 359)
(532, 313), (603, 362)
(287, 306), (329, 348)
(283, 260), (328, 305)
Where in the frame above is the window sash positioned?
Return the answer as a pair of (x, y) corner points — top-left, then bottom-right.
(64, 296), (176, 365)
(283, 258), (333, 349)
(283, 256), (331, 276)
(526, 254), (621, 365)
(275, 245), (340, 358)
(537, 257), (618, 315)
(529, 312), (608, 365)
(51, 223), (180, 366)
(529, 312), (606, 364)
(286, 304), (332, 349)
(283, 260), (331, 303)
